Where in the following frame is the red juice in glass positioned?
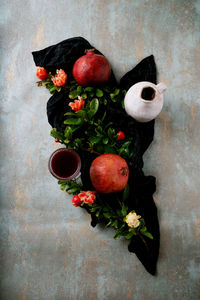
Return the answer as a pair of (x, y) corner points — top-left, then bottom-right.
(48, 148), (81, 180)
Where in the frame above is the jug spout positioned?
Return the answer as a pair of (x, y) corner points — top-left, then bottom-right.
(157, 82), (167, 94)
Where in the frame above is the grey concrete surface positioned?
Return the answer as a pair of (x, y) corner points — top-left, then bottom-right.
(0, 0), (200, 299)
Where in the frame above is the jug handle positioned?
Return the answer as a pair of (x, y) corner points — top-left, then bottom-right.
(157, 82), (167, 94)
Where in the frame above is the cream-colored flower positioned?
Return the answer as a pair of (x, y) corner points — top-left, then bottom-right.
(125, 212), (141, 228)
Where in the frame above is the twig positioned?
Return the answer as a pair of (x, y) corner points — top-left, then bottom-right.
(137, 232), (149, 251)
(80, 147), (101, 156)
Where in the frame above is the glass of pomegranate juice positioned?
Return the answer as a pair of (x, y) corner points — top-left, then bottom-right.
(48, 148), (81, 180)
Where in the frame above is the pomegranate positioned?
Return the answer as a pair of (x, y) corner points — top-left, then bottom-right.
(90, 154), (129, 194)
(72, 49), (111, 87)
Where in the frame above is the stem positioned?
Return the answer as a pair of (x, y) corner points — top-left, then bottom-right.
(104, 202), (123, 222)
(137, 232), (149, 251)
(80, 147), (101, 156)
(113, 144), (119, 152)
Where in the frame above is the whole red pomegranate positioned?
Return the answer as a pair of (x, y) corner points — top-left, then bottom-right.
(72, 49), (111, 86)
(90, 154), (129, 194)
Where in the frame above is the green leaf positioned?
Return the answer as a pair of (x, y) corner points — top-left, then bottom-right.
(77, 86), (83, 94)
(118, 141), (132, 156)
(117, 209), (123, 218)
(121, 99), (125, 109)
(113, 88), (120, 96)
(114, 231), (123, 240)
(49, 86), (58, 93)
(66, 187), (80, 194)
(107, 128), (115, 140)
(64, 118), (83, 125)
(141, 231), (153, 239)
(114, 233), (122, 240)
(104, 145), (116, 154)
(71, 125), (82, 133)
(102, 111), (106, 121)
(75, 110), (87, 118)
(58, 180), (68, 184)
(121, 203), (128, 217)
(64, 112), (76, 116)
(110, 93), (115, 99)
(50, 128), (64, 140)
(110, 95), (120, 102)
(102, 137), (109, 145)
(70, 85), (77, 91)
(105, 122), (113, 129)
(103, 206), (110, 212)
(103, 98), (107, 105)
(95, 210), (101, 218)
(90, 207), (98, 213)
(105, 220), (112, 228)
(60, 183), (67, 191)
(81, 93), (87, 99)
(103, 86), (111, 93)
(64, 126), (73, 139)
(103, 212), (112, 219)
(89, 136), (102, 146)
(122, 184), (130, 201)
(95, 126), (103, 135)
(125, 231), (135, 239)
(89, 92), (95, 97)
(121, 141), (132, 148)
(69, 90), (78, 99)
(140, 226), (147, 233)
(87, 98), (99, 119)
(84, 87), (94, 92)
(113, 220), (118, 229)
(96, 89), (103, 97)
(139, 218), (145, 227)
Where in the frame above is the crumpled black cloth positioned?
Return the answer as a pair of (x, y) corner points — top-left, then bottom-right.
(32, 37), (160, 275)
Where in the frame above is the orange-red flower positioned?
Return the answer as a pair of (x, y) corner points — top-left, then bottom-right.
(36, 67), (49, 80)
(78, 191), (96, 205)
(52, 69), (67, 86)
(69, 96), (85, 112)
(72, 195), (82, 207)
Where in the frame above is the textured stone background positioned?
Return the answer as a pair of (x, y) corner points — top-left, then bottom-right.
(0, 0), (200, 299)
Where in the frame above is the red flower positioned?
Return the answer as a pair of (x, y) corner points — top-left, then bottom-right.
(36, 67), (49, 80)
(52, 69), (67, 86)
(69, 96), (85, 112)
(78, 191), (96, 205)
(55, 138), (59, 143)
(117, 131), (125, 141)
(72, 195), (82, 207)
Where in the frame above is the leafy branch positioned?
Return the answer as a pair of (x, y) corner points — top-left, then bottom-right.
(39, 77), (153, 243)
(57, 179), (83, 194)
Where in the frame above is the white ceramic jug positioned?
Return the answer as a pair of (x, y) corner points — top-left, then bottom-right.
(124, 81), (167, 122)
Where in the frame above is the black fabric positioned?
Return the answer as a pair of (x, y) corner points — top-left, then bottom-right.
(32, 37), (160, 275)
(32, 37), (117, 86)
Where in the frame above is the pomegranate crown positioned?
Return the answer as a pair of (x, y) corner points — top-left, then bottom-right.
(85, 48), (96, 54)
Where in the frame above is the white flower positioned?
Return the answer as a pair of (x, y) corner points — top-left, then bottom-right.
(125, 212), (141, 228)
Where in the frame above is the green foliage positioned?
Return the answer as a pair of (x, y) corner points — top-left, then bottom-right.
(57, 179), (83, 194)
(50, 128), (64, 141)
(85, 194), (153, 241)
(37, 77), (154, 243)
(64, 118), (83, 125)
(87, 98), (99, 119)
(96, 89), (103, 97)
(122, 184), (130, 201)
